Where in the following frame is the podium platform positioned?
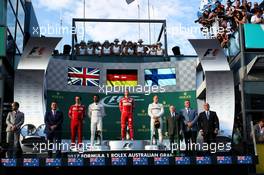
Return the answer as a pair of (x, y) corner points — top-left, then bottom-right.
(109, 140), (147, 150)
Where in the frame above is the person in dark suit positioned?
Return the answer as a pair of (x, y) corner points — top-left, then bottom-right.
(252, 118), (264, 143)
(44, 101), (63, 158)
(180, 100), (198, 146)
(198, 103), (219, 144)
(166, 105), (183, 149)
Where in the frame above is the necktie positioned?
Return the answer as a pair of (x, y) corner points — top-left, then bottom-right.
(206, 111), (209, 120)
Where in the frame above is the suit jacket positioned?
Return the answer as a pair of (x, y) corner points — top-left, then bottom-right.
(198, 110), (219, 135)
(166, 113), (182, 136)
(44, 110), (63, 135)
(179, 108), (198, 131)
(6, 111), (24, 132)
(253, 124), (264, 142)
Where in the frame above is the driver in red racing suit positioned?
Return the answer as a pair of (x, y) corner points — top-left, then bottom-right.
(68, 96), (86, 145)
(119, 89), (135, 140)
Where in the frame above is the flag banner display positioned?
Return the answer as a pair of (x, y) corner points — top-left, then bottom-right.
(46, 59), (197, 93)
(133, 157), (149, 165)
(217, 156), (232, 164)
(68, 67), (100, 87)
(45, 158), (61, 167)
(1, 159), (17, 167)
(47, 90), (196, 140)
(68, 158), (84, 166)
(237, 156), (253, 164)
(145, 68), (176, 86)
(175, 157), (191, 165)
(196, 156), (211, 165)
(107, 69), (138, 86)
(23, 158), (40, 167)
(111, 157), (127, 166)
(154, 157), (170, 165)
(90, 157), (105, 166)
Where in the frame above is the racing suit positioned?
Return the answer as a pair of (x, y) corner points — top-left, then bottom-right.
(148, 103), (164, 144)
(68, 104), (86, 144)
(119, 97), (135, 140)
(88, 102), (105, 146)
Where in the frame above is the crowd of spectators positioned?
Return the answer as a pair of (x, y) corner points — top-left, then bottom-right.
(74, 39), (165, 56)
(195, 0), (264, 48)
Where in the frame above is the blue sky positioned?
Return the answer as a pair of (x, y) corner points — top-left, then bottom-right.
(31, 0), (262, 55)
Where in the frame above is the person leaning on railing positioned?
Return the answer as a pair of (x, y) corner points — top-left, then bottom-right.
(87, 40), (95, 55)
(79, 41), (87, 55)
(112, 39), (121, 56)
(251, 9), (263, 24)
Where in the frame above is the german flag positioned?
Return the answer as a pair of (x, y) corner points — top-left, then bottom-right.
(107, 70), (138, 86)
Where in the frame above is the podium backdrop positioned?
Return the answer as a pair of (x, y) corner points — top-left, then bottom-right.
(47, 90), (197, 140)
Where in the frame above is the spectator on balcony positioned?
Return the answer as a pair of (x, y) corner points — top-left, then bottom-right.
(94, 42), (102, 56)
(112, 39), (121, 56)
(156, 42), (164, 56)
(74, 43), (80, 55)
(250, 2), (259, 14)
(234, 0), (242, 11)
(87, 40), (94, 55)
(246, 1), (252, 12)
(199, 10), (215, 27)
(136, 39), (145, 56)
(226, 0), (235, 17)
(217, 32), (229, 48)
(214, 1), (225, 16)
(79, 41), (87, 55)
(102, 40), (111, 56)
(234, 9), (248, 26)
(149, 44), (157, 56)
(126, 41), (135, 56)
(251, 9), (263, 24)
(121, 40), (127, 55)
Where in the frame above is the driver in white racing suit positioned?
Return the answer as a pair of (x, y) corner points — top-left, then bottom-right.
(148, 95), (164, 145)
(88, 95), (105, 146)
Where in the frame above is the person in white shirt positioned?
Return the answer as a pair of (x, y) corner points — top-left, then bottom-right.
(148, 95), (164, 145)
(102, 40), (111, 56)
(79, 41), (87, 55)
(149, 45), (157, 56)
(88, 95), (106, 146)
(112, 39), (121, 56)
(126, 41), (135, 56)
(251, 10), (263, 24)
(156, 42), (164, 56)
(94, 42), (102, 56)
(87, 40), (94, 55)
(136, 39), (145, 56)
